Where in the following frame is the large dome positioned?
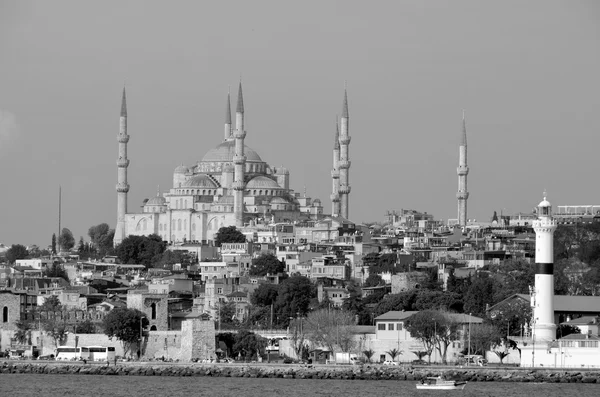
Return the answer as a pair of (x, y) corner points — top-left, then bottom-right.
(201, 140), (263, 163)
(182, 174), (218, 188)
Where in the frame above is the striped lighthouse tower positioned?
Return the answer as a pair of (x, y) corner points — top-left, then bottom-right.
(531, 193), (557, 342)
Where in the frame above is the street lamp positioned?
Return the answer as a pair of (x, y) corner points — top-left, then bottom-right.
(467, 313), (472, 366)
(139, 316), (146, 360)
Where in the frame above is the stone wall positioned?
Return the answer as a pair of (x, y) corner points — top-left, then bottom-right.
(391, 272), (429, 294)
(2, 362), (600, 383)
(126, 293), (168, 331)
(0, 292), (21, 331)
(180, 319), (216, 362)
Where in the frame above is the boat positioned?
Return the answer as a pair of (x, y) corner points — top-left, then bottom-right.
(416, 376), (467, 390)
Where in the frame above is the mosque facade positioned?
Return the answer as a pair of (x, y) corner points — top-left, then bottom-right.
(114, 83), (352, 245)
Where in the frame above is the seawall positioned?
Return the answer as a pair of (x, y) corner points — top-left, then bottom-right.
(1, 362), (599, 383)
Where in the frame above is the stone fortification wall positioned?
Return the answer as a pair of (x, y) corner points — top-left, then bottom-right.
(2, 318), (216, 362)
(2, 362), (600, 384)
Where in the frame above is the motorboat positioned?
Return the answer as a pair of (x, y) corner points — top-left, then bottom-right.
(416, 376), (467, 390)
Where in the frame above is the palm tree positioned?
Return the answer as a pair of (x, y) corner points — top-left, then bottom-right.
(362, 349), (375, 363)
(494, 350), (509, 365)
(386, 348), (402, 363)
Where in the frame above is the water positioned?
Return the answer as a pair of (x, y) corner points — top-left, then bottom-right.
(0, 374), (598, 397)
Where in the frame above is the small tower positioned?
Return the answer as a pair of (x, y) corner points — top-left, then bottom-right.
(114, 87), (130, 246)
(338, 89), (351, 219)
(531, 193), (557, 342)
(224, 91), (232, 141)
(232, 82), (247, 227)
(330, 118), (341, 217)
(456, 110), (469, 226)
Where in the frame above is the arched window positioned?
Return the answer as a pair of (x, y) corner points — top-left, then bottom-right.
(192, 223), (196, 231)
(203, 190), (206, 195)
(259, 190), (263, 196)
(151, 303), (157, 320)
(184, 219), (187, 230)
(172, 220), (176, 229)
(178, 219), (182, 231)
(142, 219), (147, 231)
(171, 234), (175, 241)
(2, 306), (8, 323)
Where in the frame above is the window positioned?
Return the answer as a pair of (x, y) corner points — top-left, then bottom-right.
(2, 306), (8, 323)
(388, 323), (394, 331)
(377, 323), (386, 331)
(151, 303), (156, 320)
(397, 323), (402, 331)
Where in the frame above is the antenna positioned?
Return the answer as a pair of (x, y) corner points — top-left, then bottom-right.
(58, 185), (62, 254)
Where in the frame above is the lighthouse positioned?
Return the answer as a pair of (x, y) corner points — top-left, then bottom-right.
(531, 193), (557, 342)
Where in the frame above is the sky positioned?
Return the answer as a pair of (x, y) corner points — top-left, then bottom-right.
(1, 0), (599, 248)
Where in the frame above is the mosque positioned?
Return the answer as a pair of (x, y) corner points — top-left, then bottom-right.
(113, 83), (352, 245)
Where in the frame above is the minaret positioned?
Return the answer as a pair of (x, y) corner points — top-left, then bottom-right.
(224, 91), (232, 141)
(531, 193), (557, 342)
(114, 87), (130, 246)
(232, 82), (246, 227)
(338, 89), (351, 219)
(456, 110), (469, 226)
(330, 118), (341, 217)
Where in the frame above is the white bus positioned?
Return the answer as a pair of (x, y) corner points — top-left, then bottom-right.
(55, 346), (83, 361)
(82, 346), (116, 362)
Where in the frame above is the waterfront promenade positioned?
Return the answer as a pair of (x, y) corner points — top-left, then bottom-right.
(2, 360), (600, 383)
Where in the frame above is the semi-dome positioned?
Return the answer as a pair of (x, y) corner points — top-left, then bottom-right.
(246, 176), (281, 189)
(270, 197), (288, 204)
(146, 196), (166, 206)
(183, 174), (218, 188)
(174, 164), (189, 174)
(201, 140), (263, 163)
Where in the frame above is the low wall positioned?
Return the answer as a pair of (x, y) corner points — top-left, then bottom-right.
(1, 362), (599, 383)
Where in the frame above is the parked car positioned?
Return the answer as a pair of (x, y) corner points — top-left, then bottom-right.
(37, 354), (55, 361)
(382, 360), (399, 366)
(411, 359), (428, 365)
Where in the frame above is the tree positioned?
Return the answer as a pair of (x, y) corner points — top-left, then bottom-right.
(155, 250), (194, 270)
(250, 283), (279, 307)
(232, 329), (266, 361)
(249, 253), (285, 276)
(116, 234), (166, 268)
(51, 233), (57, 254)
(39, 295), (62, 312)
(468, 323), (502, 356)
(88, 223), (116, 256)
(494, 350), (510, 364)
(273, 275), (313, 327)
(59, 228), (75, 251)
(77, 237), (85, 254)
(214, 226), (246, 247)
(44, 262), (69, 282)
(463, 274), (499, 317)
(556, 324), (581, 339)
(75, 319), (96, 334)
(362, 349), (375, 363)
(43, 319), (70, 348)
(14, 320), (33, 345)
(386, 347), (403, 363)
(5, 244), (28, 264)
(103, 308), (148, 357)
(405, 310), (460, 364)
(364, 273), (384, 287)
(303, 309), (356, 353)
(373, 291), (418, 317)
